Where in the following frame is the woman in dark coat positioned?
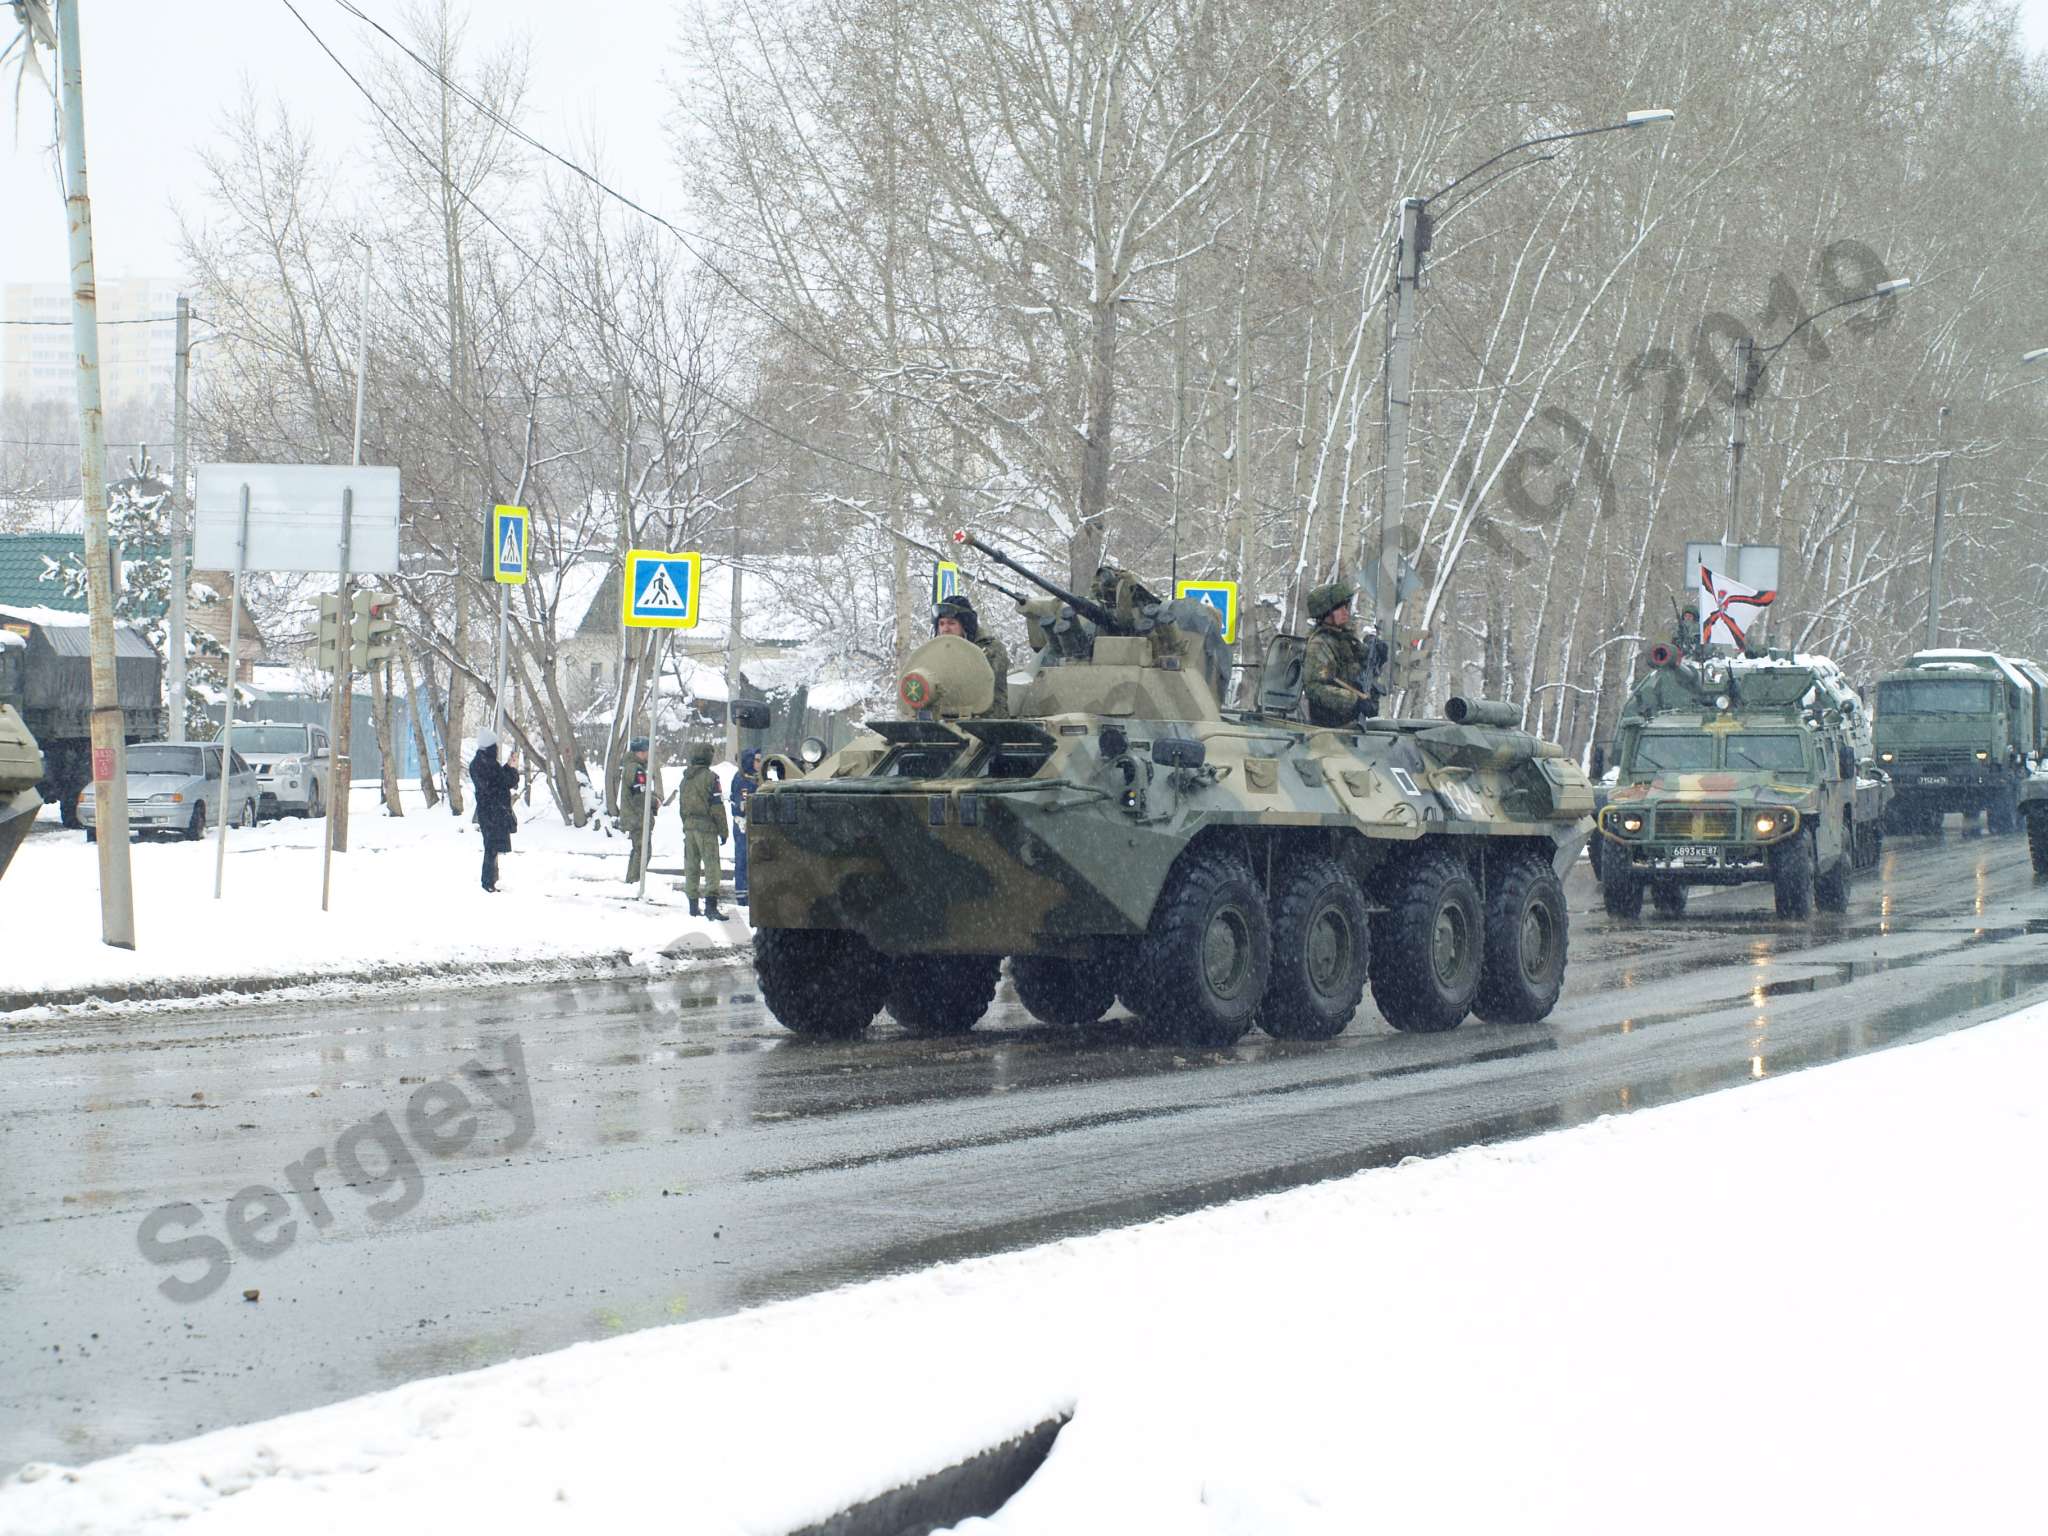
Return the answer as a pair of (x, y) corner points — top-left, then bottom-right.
(469, 728), (520, 892)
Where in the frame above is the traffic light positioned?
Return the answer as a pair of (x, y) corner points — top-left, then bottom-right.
(1391, 631), (1433, 692)
(349, 591), (398, 670)
(313, 594), (344, 672)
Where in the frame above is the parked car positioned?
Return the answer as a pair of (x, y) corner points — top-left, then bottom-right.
(212, 721), (330, 818)
(81, 741), (261, 841)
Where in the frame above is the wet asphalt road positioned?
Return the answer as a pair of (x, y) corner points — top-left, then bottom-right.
(5, 827), (2048, 1474)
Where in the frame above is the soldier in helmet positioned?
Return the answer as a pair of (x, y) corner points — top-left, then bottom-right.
(1301, 581), (1387, 727)
(610, 736), (661, 884)
(934, 593), (1010, 717)
(677, 742), (729, 919)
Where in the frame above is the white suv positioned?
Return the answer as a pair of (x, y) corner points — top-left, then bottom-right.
(214, 722), (330, 818)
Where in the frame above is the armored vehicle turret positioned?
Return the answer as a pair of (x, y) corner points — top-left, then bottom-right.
(1598, 641), (1889, 919)
(746, 532), (1593, 1046)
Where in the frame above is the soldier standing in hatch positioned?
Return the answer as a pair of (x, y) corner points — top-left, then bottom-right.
(1301, 582), (1387, 727)
(611, 736), (662, 884)
(934, 593), (1010, 717)
(678, 742), (729, 919)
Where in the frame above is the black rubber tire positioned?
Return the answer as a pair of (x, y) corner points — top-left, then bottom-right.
(59, 789), (82, 830)
(1988, 784), (2020, 836)
(1369, 848), (1484, 1034)
(754, 927), (888, 1038)
(1010, 953), (1118, 1027)
(84, 826), (95, 844)
(1129, 846), (1271, 1047)
(185, 802), (207, 842)
(1650, 881), (1688, 918)
(1475, 852), (1569, 1025)
(1815, 842), (1853, 912)
(1586, 835), (1604, 880)
(1772, 832), (1816, 918)
(886, 954), (1001, 1035)
(1258, 855), (1369, 1040)
(239, 799), (258, 829)
(2028, 812), (2048, 877)
(1600, 852), (1643, 919)
(305, 781), (324, 819)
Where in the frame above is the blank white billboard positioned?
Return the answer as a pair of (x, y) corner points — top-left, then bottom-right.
(194, 464), (401, 574)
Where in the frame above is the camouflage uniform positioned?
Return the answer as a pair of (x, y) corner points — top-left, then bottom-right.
(1302, 582), (1371, 728)
(677, 745), (729, 917)
(610, 742), (662, 884)
(934, 594), (1010, 718)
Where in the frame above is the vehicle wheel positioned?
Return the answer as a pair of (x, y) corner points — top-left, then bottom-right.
(1129, 845), (1271, 1047)
(1010, 953), (1118, 1027)
(1259, 855), (1369, 1040)
(239, 799), (258, 829)
(1600, 853), (1643, 919)
(886, 954), (1001, 1035)
(1369, 847), (1483, 1034)
(185, 802), (208, 842)
(1988, 784), (2020, 835)
(754, 927), (888, 1038)
(2028, 812), (2048, 877)
(1772, 831), (1816, 919)
(84, 826), (95, 843)
(305, 781), (324, 819)
(60, 789), (82, 830)
(1815, 843), (1853, 913)
(1650, 881), (1688, 918)
(1475, 851), (1569, 1025)
(1586, 835), (1604, 880)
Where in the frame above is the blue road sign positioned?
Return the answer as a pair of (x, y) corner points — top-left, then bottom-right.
(491, 504), (529, 585)
(622, 549), (701, 629)
(1174, 579), (1239, 644)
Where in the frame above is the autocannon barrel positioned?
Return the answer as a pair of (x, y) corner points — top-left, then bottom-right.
(1444, 696), (1523, 728)
(951, 530), (1127, 634)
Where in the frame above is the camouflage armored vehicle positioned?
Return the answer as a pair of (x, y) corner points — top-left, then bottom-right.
(1598, 643), (1889, 919)
(0, 691), (45, 882)
(0, 606), (165, 827)
(746, 533), (1594, 1046)
(1873, 650), (2047, 835)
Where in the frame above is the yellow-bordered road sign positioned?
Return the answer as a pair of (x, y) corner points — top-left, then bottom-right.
(933, 561), (961, 604)
(1174, 579), (1238, 643)
(622, 549), (702, 629)
(490, 504), (529, 585)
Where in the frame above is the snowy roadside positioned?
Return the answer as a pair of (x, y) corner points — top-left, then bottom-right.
(6, 999), (2043, 1534)
(1, 781), (753, 1022)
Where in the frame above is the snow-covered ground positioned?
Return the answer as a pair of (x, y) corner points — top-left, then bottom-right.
(6, 1000), (2042, 1535)
(2, 775), (749, 1019)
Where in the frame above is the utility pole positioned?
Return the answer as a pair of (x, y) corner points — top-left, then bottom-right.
(326, 241), (371, 864)
(1372, 196), (1425, 665)
(1723, 335), (1756, 551)
(168, 296), (190, 742)
(1926, 404), (1951, 651)
(724, 493), (743, 762)
(52, 0), (135, 947)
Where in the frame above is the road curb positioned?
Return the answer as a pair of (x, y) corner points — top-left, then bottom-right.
(788, 1414), (1069, 1536)
(1, 943), (755, 1023)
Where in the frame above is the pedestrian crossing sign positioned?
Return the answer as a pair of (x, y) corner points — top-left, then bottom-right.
(933, 561), (961, 604)
(1174, 579), (1238, 644)
(490, 505), (529, 585)
(622, 549), (701, 629)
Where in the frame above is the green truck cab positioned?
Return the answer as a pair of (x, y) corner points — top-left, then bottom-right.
(1597, 648), (1888, 919)
(1873, 650), (2047, 835)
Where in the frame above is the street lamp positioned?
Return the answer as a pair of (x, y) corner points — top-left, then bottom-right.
(1370, 109), (1675, 679)
(1723, 277), (1911, 548)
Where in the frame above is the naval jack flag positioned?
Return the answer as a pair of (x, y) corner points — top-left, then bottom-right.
(1699, 561), (1777, 648)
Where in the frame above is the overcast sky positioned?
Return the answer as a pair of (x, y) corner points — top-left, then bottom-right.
(4, 0), (2048, 293)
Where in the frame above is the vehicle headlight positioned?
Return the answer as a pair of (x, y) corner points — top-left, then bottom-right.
(1754, 813), (1779, 836)
(149, 792), (184, 803)
(1975, 750), (1990, 762)
(1879, 751), (1894, 763)
(1619, 813), (1645, 835)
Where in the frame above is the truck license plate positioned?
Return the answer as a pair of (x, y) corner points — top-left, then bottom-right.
(1920, 776), (1947, 785)
(1675, 844), (1716, 861)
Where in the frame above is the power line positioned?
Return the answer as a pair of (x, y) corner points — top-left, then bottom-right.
(0, 315), (181, 325)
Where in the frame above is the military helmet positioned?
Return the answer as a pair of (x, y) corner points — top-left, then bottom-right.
(686, 742), (714, 765)
(628, 736), (649, 753)
(933, 593), (980, 641)
(1306, 581), (1355, 621)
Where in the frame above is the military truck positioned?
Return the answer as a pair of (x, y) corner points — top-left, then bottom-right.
(0, 689), (44, 882)
(1597, 644), (1888, 919)
(1873, 650), (2046, 834)
(746, 533), (1593, 1046)
(0, 606), (166, 827)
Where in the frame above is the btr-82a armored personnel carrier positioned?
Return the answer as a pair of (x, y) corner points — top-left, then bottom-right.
(1597, 640), (1889, 919)
(746, 533), (1593, 1046)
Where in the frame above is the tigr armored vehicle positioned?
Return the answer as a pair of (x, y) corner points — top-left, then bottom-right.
(0, 606), (166, 827)
(0, 685), (45, 882)
(746, 533), (1594, 1046)
(1873, 650), (2048, 834)
(1597, 644), (1889, 919)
